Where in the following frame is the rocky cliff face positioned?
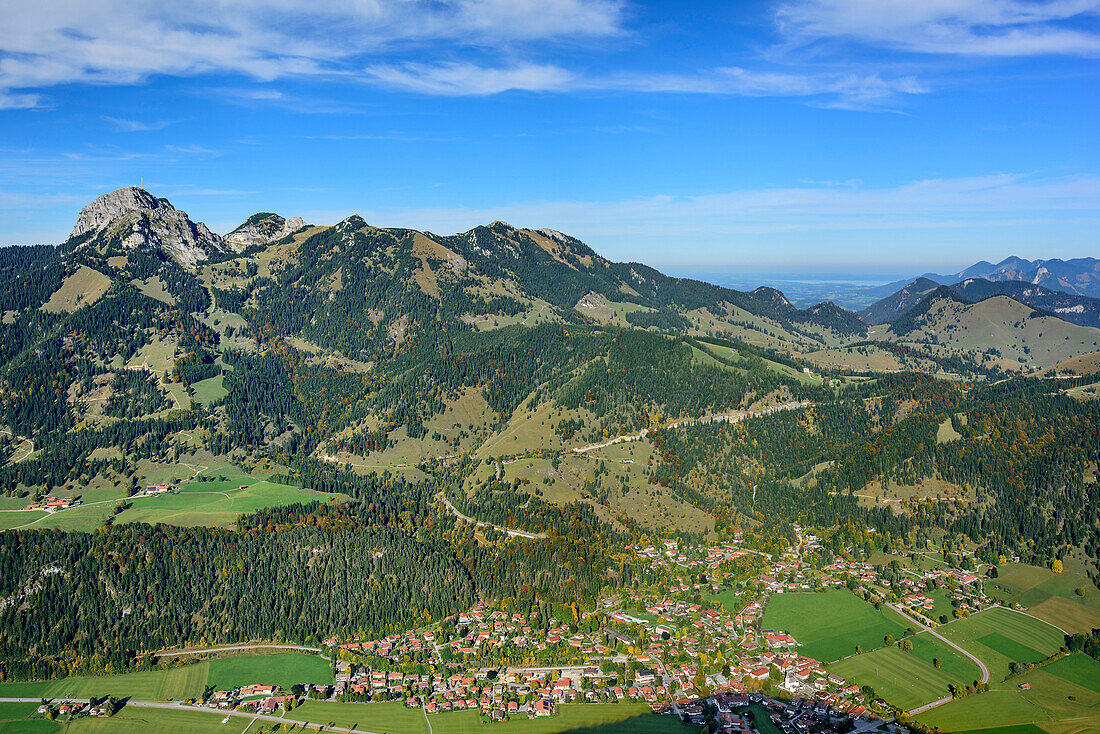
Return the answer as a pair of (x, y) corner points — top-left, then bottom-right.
(224, 213), (305, 248)
(68, 187), (237, 268)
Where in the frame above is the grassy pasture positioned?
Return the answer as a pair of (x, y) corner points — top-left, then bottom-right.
(116, 476), (340, 528)
(697, 341), (821, 385)
(0, 653), (331, 703)
(2, 471), (345, 532)
(936, 417), (962, 443)
(917, 688), (1051, 733)
(830, 645), (961, 711)
(989, 563), (1100, 634)
(63, 707), (253, 734)
(1027, 597), (1100, 636)
(908, 632), (983, 682)
(916, 655), (1100, 734)
(0, 509), (48, 529)
(760, 590), (908, 663)
(287, 700), (428, 732)
(206, 652), (333, 692)
(131, 276), (175, 305)
(708, 587), (742, 613)
(188, 375), (226, 406)
(938, 607), (1066, 682)
(1043, 654), (1100, 694)
(0, 703), (59, 734)
(0, 664), (207, 701)
(573, 296), (650, 328)
(428, 703), (695, 734)
(41, 266), (111, 314)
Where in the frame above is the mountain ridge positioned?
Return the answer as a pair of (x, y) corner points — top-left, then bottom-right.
(54, 188), (868, 344)
(864, 276), (1100, 329)
(871, 255), (1100, 299)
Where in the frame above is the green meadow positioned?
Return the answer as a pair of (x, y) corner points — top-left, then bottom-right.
(761, 590), (909, 662)
(0, 472), (346, 532)
(0, 653), (331, 702)
(830, 634), (982, 711)
(937, 607), (1066, 682)
(917, 655), (1100, 734)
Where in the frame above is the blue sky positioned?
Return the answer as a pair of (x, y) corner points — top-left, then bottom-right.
(1, 0), (1097, 275)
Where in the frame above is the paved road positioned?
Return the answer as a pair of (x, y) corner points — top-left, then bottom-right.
(437, 493), (547, 539)
(0, 698), (381, 734)
(884, 601), (989, 716)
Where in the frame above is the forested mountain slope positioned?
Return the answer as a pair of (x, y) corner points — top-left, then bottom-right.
(1, 188), (1099, 683)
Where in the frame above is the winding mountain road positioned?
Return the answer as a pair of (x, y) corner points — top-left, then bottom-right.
(570, 401), (812, 454)
(437, 493), (547, 539)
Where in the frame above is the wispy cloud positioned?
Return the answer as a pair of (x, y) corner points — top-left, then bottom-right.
(0, 90), (41, 110)
(61, 150), (155, 162)
(164, 144), (219, 156)
(363, 62), (577, 95)
(776, 0), (1100, 56)
(103, 116), (173, 132)
(298, 172), (1100, 238)
(1, 0), (1095, 117)
(362, 61), (928, 108)
(0, 0), (931, 110)
(0, 0), (626, 105)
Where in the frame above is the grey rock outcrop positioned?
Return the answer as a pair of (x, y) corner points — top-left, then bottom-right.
(224, 213), (306, 248)
(68, 187), (237, 269)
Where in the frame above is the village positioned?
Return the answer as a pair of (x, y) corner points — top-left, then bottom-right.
(36, 535), (995, 731)
(207, 534), (986, 729)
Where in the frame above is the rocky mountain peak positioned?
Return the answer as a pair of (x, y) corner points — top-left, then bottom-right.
(225, 212), (306, 248)
(69, 187), (167, 240)
(66, 187), (238, 269)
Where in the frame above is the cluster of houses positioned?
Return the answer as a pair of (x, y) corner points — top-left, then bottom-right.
(631, 537), (759, 572)
(820, 557), (991, 622)
(327, 604), (618, 663)
(22, 496), (79, 511)
(135, 483), (175, 497)
(36, 701), (111, 719)
(199, 684), (301, 714)
(674, 691), (880, 734)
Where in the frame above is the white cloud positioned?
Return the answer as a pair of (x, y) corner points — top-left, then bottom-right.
(0, 0), (944, 109)
(0, 0), (626, 103)
(362, 61), (927, 107)
(777, 0), (1100, 56)
(295, 173), (1100, 239)
(0, 90), (41, 110)
(164, 144), (220, 156)
(104, 116), (173, 132)
(603, 66), (928, 108)
(363, 62), (578, 95)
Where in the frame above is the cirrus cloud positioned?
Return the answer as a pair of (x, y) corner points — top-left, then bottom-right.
(0, 0), (626, 107)
(776, 0), (1100, 56)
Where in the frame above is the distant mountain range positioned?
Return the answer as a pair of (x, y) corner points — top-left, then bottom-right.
(868, 256), (1100, 300)
(861, 276), (1100, 329)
